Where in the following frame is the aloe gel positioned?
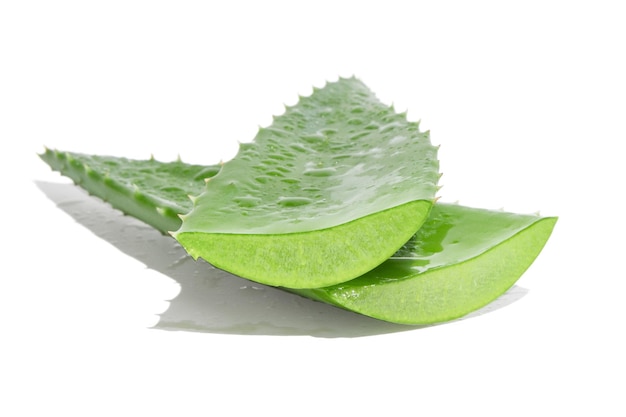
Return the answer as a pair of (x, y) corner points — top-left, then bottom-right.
(294, 204), (557, 324)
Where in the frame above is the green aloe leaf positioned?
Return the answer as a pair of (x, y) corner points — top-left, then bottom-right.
(39, 148), (219, 233)
(40, 151), (556, 325)
(173, 77), (440, 288)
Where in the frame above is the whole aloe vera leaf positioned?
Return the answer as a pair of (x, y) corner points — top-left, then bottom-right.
(174, 77), (440, 288)
(39, 148), (220, 233)
(294, 203), (557, 324)
(40, 152), (556, 325)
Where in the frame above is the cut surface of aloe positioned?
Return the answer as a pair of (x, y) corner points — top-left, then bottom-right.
(295, 203), (557, 324)
(40, 152), (556, 325)
(173, 77), (440, 288)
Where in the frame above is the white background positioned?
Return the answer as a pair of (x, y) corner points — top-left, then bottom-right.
(2, 1), (625, 415)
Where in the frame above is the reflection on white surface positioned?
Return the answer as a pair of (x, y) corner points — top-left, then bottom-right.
(36, 181), (527, 338)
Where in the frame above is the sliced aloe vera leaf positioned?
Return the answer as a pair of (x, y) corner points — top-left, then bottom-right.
(174, 77), (440, 288)
(41, 153), (556, 324)
(39, 148), (219, 233)
(294, 203), (557, 324)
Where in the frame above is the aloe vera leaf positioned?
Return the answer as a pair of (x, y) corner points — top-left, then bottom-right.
(173, 77), (440, 288)
(40, 152), (556, 324)
(294, 203), (557, 324)
(38, 148), (219, 233)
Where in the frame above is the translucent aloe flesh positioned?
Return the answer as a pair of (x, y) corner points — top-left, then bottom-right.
(40, 150), (556, 325)
(173, 77), (440, 288)
(294, 204), (557, 324)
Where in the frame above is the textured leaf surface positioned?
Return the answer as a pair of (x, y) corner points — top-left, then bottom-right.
(174, 77), (440, 287)
(40, 152), (556, 324)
